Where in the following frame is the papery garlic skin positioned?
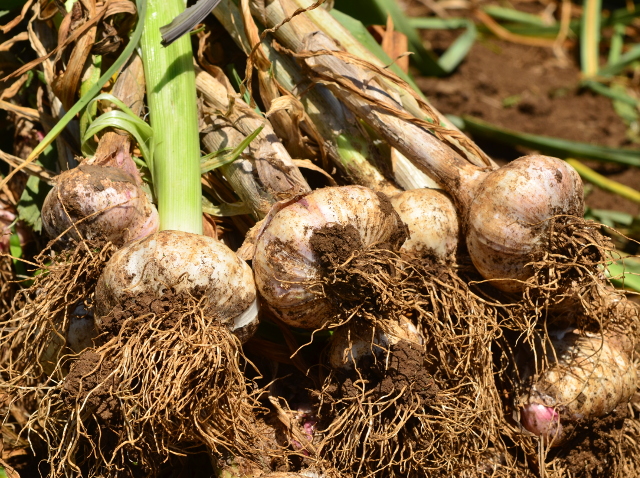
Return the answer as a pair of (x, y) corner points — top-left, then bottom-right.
(466, 155), (583, 293)
(42, 165), (159, 246)
(95, 230), (258, 343)
(519, 328), (636, 445)
(253, 186), (404, 329)
(328, 317), (424, 370)
(390, 188), (458, 262)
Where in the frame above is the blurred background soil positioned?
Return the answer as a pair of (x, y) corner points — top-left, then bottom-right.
(402, 0), (640, 216)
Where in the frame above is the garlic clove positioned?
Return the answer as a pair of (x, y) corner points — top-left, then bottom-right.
(95, 230), (259, 343)
(253, 186), (405, 329)
(390, 188), (459, 262)
(466, 155), (583, 293)
(42, 165), (159, 246)
(518, 328), (636, 445)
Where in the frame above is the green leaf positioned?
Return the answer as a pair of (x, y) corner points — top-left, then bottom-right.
(452, 115), (640, 167)
(582, 80), (640, 108)
(598, 43), (640, 77)
(201, 124), (264, 173)
(330, 9), (423, 90)
(581, 0), (602, 77)
(438, 20), (476, 73)
(17, 173), (51, 233)
(202, 197), (251, 216)
(333, 0), (445, 76)
(586, 208), (634, 226)
(606, 256), (640, 292)
(9, 228), (27, 278)
(408, 17), (470, 29)
(482, 6), (550, 27)
(82, 97), (154, 172)
(608, 22), (625, 65)
(405, 16), (477, 72)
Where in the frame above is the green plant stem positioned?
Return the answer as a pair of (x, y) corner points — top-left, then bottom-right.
(140, 0), (202, 234)
(566, 158), (640, 204)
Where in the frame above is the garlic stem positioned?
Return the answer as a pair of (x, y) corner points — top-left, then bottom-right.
(213, 0), (399, 196)
(195, 65), (311, 216)
(140, 0), (202, 233)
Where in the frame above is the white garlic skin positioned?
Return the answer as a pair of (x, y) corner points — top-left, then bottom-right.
(390, 188), (458, 262)
(42, 165), (159, 246)
(253, 186), (404, 329)
(95, 230), (259, 343)
(466, 155), (583, 293)
(328, 317), (424, 370)
(519, 329), (636, 445)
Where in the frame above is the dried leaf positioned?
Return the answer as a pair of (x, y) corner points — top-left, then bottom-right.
(0, 0), (34, 34)
(0, 31), (28, 51)
(292, 158), (337, 185)
(1, 1), (108, 82)
(52, 0), (98, 110)
(0, 74), (29, 101)
(265, 94), (304, 121)
(368, 16), (410, 73)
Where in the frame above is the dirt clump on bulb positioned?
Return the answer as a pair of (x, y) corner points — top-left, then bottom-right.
(309, 223), (363, 268)
(61, 349), (119, 422)
(559, 405), (629, 478)
(328, 339), (437, 405)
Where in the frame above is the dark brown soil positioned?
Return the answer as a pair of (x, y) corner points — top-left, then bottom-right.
(98, 288), (187, 338)
(328, 339), (437, 406)
(555, 404), (628, 477)
(310, 223), (363, 268)
(415, 28), (640, 217)
(61, 349), (119, 422)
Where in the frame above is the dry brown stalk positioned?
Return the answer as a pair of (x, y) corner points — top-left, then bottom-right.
(195, 64), (311, 218)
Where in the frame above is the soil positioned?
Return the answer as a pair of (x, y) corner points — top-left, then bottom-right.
(328, 339), (437, 405)
(554, 404), (629, 477)
(98, 288), (196, 338)
(61, 349), (119, 422)
(310, 223), (363, 268)
(413, 18), (640, 218)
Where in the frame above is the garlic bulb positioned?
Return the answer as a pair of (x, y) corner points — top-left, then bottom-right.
(42, 165), (159, 246)
(328, 317), (424, 370)
(253, 186), (405, 329)
(95, 230), (259, 343)
(466, 156), (583, 293)
(518, 328), (636, 444)
(390, 188), (458, 262)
